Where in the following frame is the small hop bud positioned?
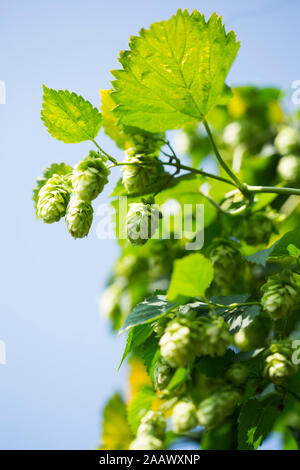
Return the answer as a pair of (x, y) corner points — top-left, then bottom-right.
(126, 202), (159, 246)
(197, 317), (231, 358)
(172, 401), (197, 433)
(129, 434), (163, 450)
(238, 212), (275, 246)
(261, 271), (300, 320)
(122, 151), (164, 194)
(234, 315), (270, 351)
(137, 411), (166, 441)
(72, 151), (110, 201)
(37, 174), (71, 223)
(277, 154), (300, 185)
(209, 239), (244, 295)
(196, 389), (241, 430)
(274, 126), (299, 155)
(226, 363), (248, 386)
(264, 343), (297, 385)
(153, 358), (173, 391)
(66, 195), (93, 239)
(159, 318), (197, 368)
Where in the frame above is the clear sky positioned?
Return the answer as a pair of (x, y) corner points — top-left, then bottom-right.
(0, 0), (299, 450)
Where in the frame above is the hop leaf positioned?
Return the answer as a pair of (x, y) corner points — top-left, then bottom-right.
(261, 270), (300, 320)
(37, 174), (71, 223)
(41, 86), (102, 143)
(126, 202), (159, 246)
(112, 9), (239, 132)
(72, 151), (110, 201)
(66, 195), (93, 239)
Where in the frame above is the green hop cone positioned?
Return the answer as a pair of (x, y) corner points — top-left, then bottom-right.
(209, 239), (244, 295)
(226, 363), (248, 386)
(274, 126), (299, 155)
(37, 174), (71, 224)
(129, 131), (164, 156)
(72, 151), (110, 201)
(137, 411), (166, 441)
(234, 315), (270, 351)
(66, 195), (93, 239)
(172, 401), (197, 433)
(129, 434), (163, 450)
(196, 389), (241, 430)
(159, 318), (197, 368)
(196, 317), (231, 358)
(237, 212), (275, 246)
(153, 358), (173, 391)
(126, 202), (159, 246)
(261, 270), (300, 320)
(122, 151), (164, 194)
(277, 154), (300, 185)
(264, 342), (297, 385)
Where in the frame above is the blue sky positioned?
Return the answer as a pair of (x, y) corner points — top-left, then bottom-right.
(0, 0), (298, 450)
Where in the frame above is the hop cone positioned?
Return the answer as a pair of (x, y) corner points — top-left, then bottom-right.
(197, 317), (231, 357)
(234, 315), (269, 351)
(72, 151), (110, 201)
(274, 126), (299, 155)
(277, 154), (300, 184)
(238, 212), (274, 246)
(137, 411), (166, 441)
(129, 131), (164, 156)
(37, 174), (71, 224)
(172, 401), (197, 433)
(66, 195), (93, 239)
(153, 358), (173, 391)
(261, 271), (300, 320)
(264, 343), (297, 385)
(209, 239), (244, 295)
(159, 318), (197, 368)
(122, 151), (164, 194)
(196, 389), (241, 430)
(126, 202), (159, 246)
(129, 434), (163, 450)
(226, 363), (248, 386)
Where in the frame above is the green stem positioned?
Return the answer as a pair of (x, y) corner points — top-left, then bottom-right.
(203, 120), (251, 198)
(91, 139), (118, 165)
(164, 162), (235, 186)
(246, 184), (300, 197)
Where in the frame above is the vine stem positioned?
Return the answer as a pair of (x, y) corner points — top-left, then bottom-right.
(203, 119), (251, 198)
(91, 139), (118, 165)
(246, 184), (300, 197)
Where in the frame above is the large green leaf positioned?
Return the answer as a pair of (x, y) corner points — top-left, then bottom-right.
(127, 385), (156, 434)
(111, 9), (239, 132)
(119, 294), (176, 333)
(246, 228), (300, 266)
(238, 396), (279, 450)
(167, 253), (213, 302)
(118, 324), (153, 369)
(41, 86), (102, 143)
(100, 394), (133, 450)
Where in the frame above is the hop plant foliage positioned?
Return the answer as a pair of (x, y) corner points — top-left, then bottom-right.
(34, 8), (300, 451)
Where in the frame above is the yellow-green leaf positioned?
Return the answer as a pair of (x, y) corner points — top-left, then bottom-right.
(99, 394), (133, 450)
(41, 85), (102, 143)
(167, 253), (213, 302)
(111, 9), (239, 132)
